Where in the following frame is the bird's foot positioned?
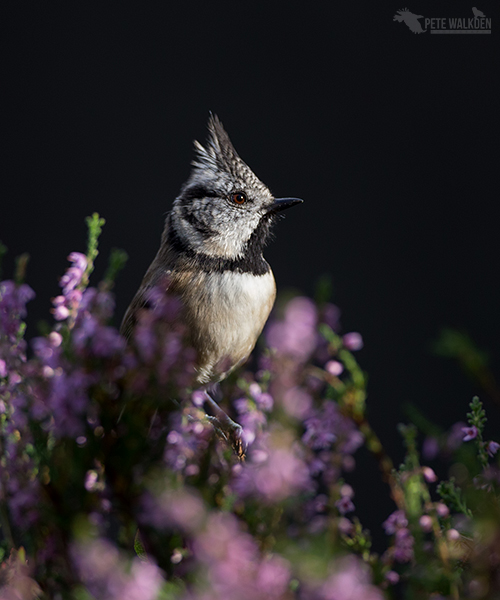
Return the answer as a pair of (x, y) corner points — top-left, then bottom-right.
(202, 392), (245, 459)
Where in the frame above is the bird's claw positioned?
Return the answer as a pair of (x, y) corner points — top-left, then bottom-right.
(205, 415), (245, 459)
(201, 391), (246, 459)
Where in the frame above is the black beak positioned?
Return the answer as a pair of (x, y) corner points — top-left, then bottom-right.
(267, 197), (303, 215)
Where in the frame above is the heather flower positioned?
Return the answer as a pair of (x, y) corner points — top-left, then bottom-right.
(233, 389), (270, 448)
(72, 538), (164, 600)
(0, 280), (35, 341)
(256, 391), (273, 411)
(68, 251), (88, 273)
(266, 296), (318, 362)
(84, 470), (99, 492)
(164, 410), (212, 473)
(43, 368), (92, 437)
(121, 561), (164, 600)
(234, 397), (251, 414)
(317, 555), (384, 600)
(486, 441), (500, 457)
(341, 430), (364, 455)
(0, 358), (6, 378)
(245, 383), (274, 412)
(435, 502), (450, 518)
(394, 528), (414, 562)
(140, 488), (206, 534)
(342, 332), (363, 351)
(419, 515), (433, 532)
(31, 331), (62, 368)
(248, 382), (262, 399)
(421, 466), (437, 482)
(282, 386), (313, 419)
(385, 570), (399, 585)
(191, 390), (206, 407)
(325, 360), (344, 376)
(231, 435), (312, 503)
(335, 496), (355, 515)
(193, 512), (292, 600)
(461, 426), (478, 442)
(4, 467), (40, 529)
(51, 296), (70, 321)
(303, 400), (362, 455)
(382, 510), (408, 535)
(51, 255), (94, 323)
(340, 483), (354, 497)
(302, 404), (338, 450)
(59, 252), (87, 294)
(60, 267), (84, 295)
(255, 555), (291, 598)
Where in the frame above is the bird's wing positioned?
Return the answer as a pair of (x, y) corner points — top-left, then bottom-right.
(120, 220), (177, 341)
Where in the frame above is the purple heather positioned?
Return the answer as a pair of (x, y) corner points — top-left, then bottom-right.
(342, 332), (364, 351)
(486, 441), (500, 457)
(461, 426), (478, 442)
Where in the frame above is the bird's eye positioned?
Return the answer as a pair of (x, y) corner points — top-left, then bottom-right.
(231, 192), (247, 205)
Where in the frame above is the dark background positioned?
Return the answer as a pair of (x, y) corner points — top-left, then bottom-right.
(1, 1), (498, 546)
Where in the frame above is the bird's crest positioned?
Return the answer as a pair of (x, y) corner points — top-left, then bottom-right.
(191, 114), (261, 187)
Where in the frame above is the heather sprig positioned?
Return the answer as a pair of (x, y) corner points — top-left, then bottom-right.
(437, 478), (472, 518)
(466, 396), (489, 469)
(82, 212), (106, 288)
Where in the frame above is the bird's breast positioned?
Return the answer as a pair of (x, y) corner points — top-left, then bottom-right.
(180, 269), (276, 384)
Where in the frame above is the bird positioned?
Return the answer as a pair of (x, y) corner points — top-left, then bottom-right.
(121, 115), (302, 453)
(472, 7), (485, 17)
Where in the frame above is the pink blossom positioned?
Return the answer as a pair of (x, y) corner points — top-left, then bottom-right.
(194, 513), (292, 600)
(394, 528), (414, 562)
(342, 332), (364, 351)
(385, 570), (399, 585)
(486, 441), (500, 457)
(266, 296), (318, 362)
(419, 515), (433, 532)
(318, 555), (384, 600)
(325, 360), (344, 376)
(335, 496), (355, 515)
(382, 510), (408, 535)
(422, 466), (437, 482)
(435, 503), (450, 518)
(67, 252), (88, 273)
(283, 386), (313, 418)
(461, 426), (478, 442)
(232, 439), (311, 503)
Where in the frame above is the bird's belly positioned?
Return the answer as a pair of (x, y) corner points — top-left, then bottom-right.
(185, 270), (276, 384)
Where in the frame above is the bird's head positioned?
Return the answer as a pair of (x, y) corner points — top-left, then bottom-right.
(171, 115), (302, 260)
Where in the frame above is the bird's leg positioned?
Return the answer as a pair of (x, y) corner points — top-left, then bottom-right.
(202, 390), (245, 459)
